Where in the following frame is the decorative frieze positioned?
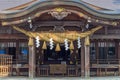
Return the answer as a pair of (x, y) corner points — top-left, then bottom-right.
(48, 8), (71, 20)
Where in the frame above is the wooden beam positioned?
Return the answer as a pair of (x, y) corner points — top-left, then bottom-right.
(105, 27), (108, 35)
(0, 34), (28, 39)
(33, 21), (82, 28)
(29, 38), (36, 78)
(91, 35), (120, 39)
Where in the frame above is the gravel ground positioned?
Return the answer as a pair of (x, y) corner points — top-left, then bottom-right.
(0, 76), (120, 80)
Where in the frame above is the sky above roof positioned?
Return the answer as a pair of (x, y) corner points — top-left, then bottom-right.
(82, 0), (120, 10)
(0, 0), (120, 13)
(0, 0), (33, 10)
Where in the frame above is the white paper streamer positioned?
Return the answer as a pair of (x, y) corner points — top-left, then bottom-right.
(77, 37), (81, 49)
(64, 39), (69, 50)
(49, 38), (54, 50)
(35, 36), (40, 48)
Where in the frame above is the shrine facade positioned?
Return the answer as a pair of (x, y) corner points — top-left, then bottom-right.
(0, 0), (120, 78)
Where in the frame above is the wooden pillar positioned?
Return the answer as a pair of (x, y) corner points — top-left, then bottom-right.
(84, 44), (90, 77)
(95, 41), (99, 63)
(115, 40), (118, 60)
(95, 41), (100, 76)
(81, 38), (90, 77)
(118, 42), (120, 75)
(29, 38), (36, 78)
(81, 39), (85, 77)
(16, 40), (19, 64)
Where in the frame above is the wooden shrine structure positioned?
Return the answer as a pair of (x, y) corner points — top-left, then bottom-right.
(0, 0), (120, 78)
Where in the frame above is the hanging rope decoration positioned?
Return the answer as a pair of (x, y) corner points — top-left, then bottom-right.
(49, 38), (54, 50)
(77, 37), (81, 49)
(12, 25), (102, 51)
(35, 36), (40, 48)
(64, 39), (69, 50)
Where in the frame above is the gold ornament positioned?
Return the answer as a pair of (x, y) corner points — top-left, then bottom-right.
(85, 36), (90, 46)
(70, 41), (74, 50)
(55, 43), (61, 51)
(28, 37), (34, 46)
(42, 41), (47, 49)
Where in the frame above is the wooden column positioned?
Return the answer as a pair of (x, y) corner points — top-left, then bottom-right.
(95, 41), (99, 62)
(81, 39), (85, 77)
(84, 45), (90, 77)
(118, 42), (120, 75)
(29, 39), (36, 78)
(16, 40), (19, 64)
(95, 41), (100, 76)
(81, 38), (90, 77)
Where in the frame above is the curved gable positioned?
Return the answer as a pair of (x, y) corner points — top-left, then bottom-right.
(0, 0), (119, 26)
(0, 0), (120, 19)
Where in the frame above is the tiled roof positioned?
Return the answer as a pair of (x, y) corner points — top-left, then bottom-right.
(0, 0), (120, 14)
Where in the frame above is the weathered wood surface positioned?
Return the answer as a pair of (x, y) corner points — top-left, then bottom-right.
(29, 39), (36, 78)
(50, 64), (66, 74)
(81, 39), (85, 77)
(92, 64), (120, 68)
(84, 45), (90, 77)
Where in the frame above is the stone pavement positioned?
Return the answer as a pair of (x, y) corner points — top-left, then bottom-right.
(0, 77), (120, 80)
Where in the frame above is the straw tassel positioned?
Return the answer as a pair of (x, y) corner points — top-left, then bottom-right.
(41, 61), (43, 64)
(76, 61), (78, 64)
(70, 61), (73, 64)
(85, 36), (90, 46)
(42, 41), (47, 49)
(70, 41), (74, 50)
(55, 43), (61, 51)
(28, 37), (34, 46)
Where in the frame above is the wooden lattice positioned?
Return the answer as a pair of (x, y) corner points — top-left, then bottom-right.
(0, 54), (12, 77)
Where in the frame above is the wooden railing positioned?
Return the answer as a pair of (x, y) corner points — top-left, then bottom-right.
(12, 59), (28, 76)
(36, 59), (120, 77)
(37, 65), (80, 77)
(67, 65), (79, 76)
(0, 54), (12, 77)
(0, 57), (120, 77)
(37, 65), (49, 76)
(90, 59), (120, 76)
(90, 59), (119, 64)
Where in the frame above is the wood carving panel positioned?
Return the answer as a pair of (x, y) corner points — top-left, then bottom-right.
(50, 64), (66, 74)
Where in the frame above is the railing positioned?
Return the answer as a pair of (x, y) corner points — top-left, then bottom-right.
(36, 59), (119, 77)
(90, 59), (120, 76)
(67, 65), (79, 76)
(1, 57), (120, 77)
(12, 59), (28, 76)
(37, 65), (80, 77)
(0, 54), (12, 77)
(37, 65), (49, 76)
(90, 59), (120, 64)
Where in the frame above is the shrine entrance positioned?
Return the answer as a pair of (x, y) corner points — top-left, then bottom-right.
(36, 42), (81, 77)
(8, 6), (102, 77)
(0, 0), (120, 78)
